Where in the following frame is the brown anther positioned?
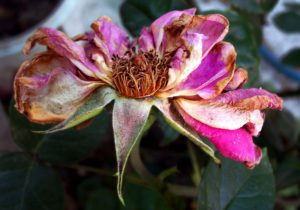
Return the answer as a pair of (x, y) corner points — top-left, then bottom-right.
(111, 50), (171, 98)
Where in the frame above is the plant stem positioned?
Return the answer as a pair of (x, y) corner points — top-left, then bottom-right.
(167, 183), (197, 198)
(187, 142), (202, 185)
(61, 162), (197, 198)
(158, 167), (178, 182)
(64, 163), (149, 187)
(130, 141), (155, 180)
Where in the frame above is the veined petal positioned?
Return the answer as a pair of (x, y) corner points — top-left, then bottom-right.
(178, 106), (262, 168)
(158, 13), (229, 93)
(162, 42), (236, 99)
(14, 53), (102, 123)
(24, 28), (104, 79)
(150, 8), (196, 52)
(175, 88), (282, 136)
(212, 88), (283, 111)
(138, 27), (155, 52)
(187, 14), (229, 58)
(176, 98), (264, 136)
(164, 32), (204, 90)
(225, 68), (248, 91)
(91, 16), (129, 58)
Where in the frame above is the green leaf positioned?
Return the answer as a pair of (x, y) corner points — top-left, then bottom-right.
(119, 183), (172, 210)
(86, 188), (118, 210)
(224, 11), (260, 86)
(230, 0), (263, 14)
(36, 111), (111, 164)
(120, 0), (191, 37)
(198, 151), (275, 210)
(77, 177), (104, 206)
(284, 2), (300, 13)
(281, 48), (300, 67)
(44, 87), (116, 133)
(112, 97), (153, 203)
(204, 10), (261, 86)
(230, 0), (278, 14)
(275, 156), (300, 190)
(78, 178), (172, 210)
(260, 0), (278, 12)
(274, 11), (300, 33)
(154, 99), (220, 164)
(158, 114), (179, 146)
(259, 110), (299, 153)
(0, 153), (64, 210)
(10, 102), (112, 164)
(10, 100), (48, 152)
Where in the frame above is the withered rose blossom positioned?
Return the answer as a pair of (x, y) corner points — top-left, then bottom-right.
(14, 8), (282, 201)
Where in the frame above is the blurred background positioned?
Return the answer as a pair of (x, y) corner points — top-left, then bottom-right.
(0, 0), (300, 209)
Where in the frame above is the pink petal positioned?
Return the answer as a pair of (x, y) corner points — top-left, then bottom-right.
(225, 68), (248, 91)
(24, 28), (103, 79)
(177, 106), (262, 169)
(14, 52), (102, 123)
(213, 88), (283, 111)
(150, 8), (196, 52)
(138, 27), (155, 52)
(162, 42), (236, 98)
(164, 32), (204, 90)
(175, 88), (282, 136)
(176, 98), (264, 136)
(187, 14), (229, 58)
(91, 16), (129, 58)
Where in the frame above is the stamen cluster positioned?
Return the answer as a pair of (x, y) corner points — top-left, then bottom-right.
(112, 50), (171, 98)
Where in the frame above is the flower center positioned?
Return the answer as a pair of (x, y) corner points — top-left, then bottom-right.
(112, 50), (171, 98)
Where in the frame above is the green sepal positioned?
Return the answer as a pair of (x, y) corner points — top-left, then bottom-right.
(112, 97), (153, 204)
(154, 99), (220, 165)
(40, 87), (116, 133)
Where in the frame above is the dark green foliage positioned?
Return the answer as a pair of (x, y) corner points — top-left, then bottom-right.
(120, 0), (191, 37)
(274, 12), (300, 33)
(9, 103), (111, 164)
(198, 152), (275, 210)
(282, 48), (300, 68)
(0, 153), (64, 210)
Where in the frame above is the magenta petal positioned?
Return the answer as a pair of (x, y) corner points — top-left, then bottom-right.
(168, 42), (236, 98)
(176, 98), (265, 136)
(164, 32), (204, 90)
(225, 68), (248, 91)
(91, 16), (129, 57)
(175, 88), (282, 136)
(188, 14), (229, 57)
(213, 88), (283, 110)
(138, 27), (155, 51)
(24, 28), (102, 79)
(150, 8), (196, 51)
(178, 107), (262, 168)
